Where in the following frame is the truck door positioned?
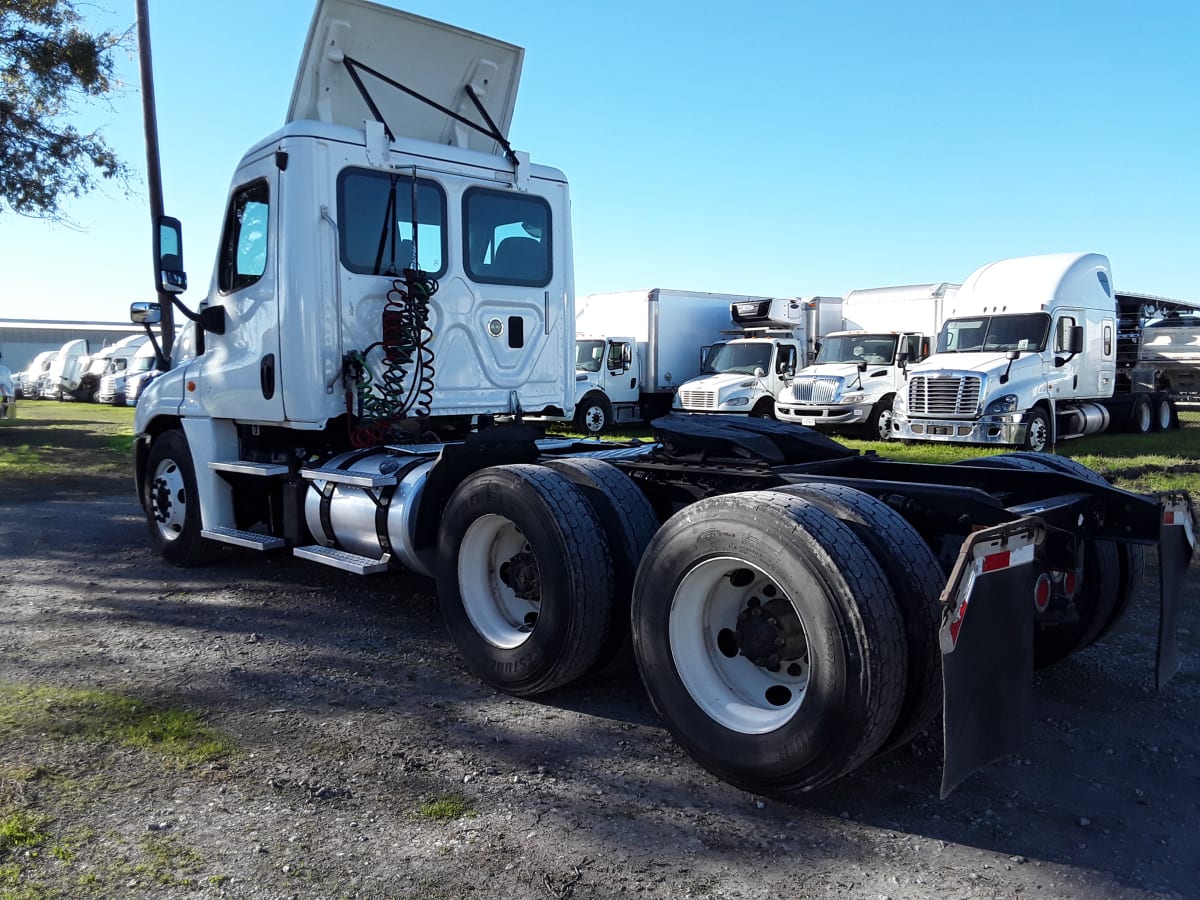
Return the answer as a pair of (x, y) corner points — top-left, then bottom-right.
(774, 343), (798, 396)
(195, 158), (283, 421)
(1048, 310), (1084, 400)
(604, 340), (638, 403)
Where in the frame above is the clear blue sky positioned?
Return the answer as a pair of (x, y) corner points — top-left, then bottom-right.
(2, 0), (1197, 323)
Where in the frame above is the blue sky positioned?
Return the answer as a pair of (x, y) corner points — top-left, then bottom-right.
(1, 0), (1197, 323)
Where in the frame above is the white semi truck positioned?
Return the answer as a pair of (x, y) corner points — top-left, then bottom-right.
(892, 253), (1180, 450)
(97, 336), (154, 406)
(777, 282), (958, 440)
(128, 0), (1194, 799)
(13, 350), (54, 400)
(672, 296), (840, 419)
(570, 289), (743, 434)
(40, 339), (89, 401)
(0, 354), (13, 420)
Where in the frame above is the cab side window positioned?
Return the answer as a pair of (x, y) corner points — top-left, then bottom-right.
(218, 179), (270, 293)
(337, 169), (446, 276)
(463, 189), (551, 286)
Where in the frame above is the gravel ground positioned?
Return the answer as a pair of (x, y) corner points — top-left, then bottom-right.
(0, 492), (1197, 899)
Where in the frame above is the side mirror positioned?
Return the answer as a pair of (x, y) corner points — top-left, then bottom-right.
(1068, 325), (1084, 354)
(897, 351), (909, 368)
(131, 301), (162, 326)
(200, 305), (226, 336)
(155, 215), (188, 294)
(753, 367), (766, 378)
(1006, 349), (1020, 361)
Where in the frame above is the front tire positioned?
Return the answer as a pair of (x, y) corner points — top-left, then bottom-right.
(1020, 407), (1051, 452)
(437, 465), (614, 696)
(573, 392), (612, 435)
(750, 398), (776, 419)
(864, 396), (895, 442)
(631, 491), (906, 795)
(143, 430), (221, 566)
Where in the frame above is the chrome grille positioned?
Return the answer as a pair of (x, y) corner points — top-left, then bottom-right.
(678, 389), (716, 409)
(791, 376), (842, 403)
(908, 375), (981, 417)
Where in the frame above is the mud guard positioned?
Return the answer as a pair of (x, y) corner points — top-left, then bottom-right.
(1157, 494), (1195, 689)
(938, 519), (1045, 798)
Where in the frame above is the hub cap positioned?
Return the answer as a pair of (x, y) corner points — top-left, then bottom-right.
(149, 458), (188, 543)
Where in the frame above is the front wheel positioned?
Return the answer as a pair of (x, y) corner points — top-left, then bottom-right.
(573, 393), (611, 435)
(864, 396), (895, 441)
(750, 398), (775, 419)
(142, 430), (220, 566)
(1020, 407), (1051, 452)
(631, 491), (906, 795)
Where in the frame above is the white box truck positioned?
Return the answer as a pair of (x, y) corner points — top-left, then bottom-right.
(570, 288), (740, 433)
(127, 0), (1194, 800)
(672, 296), (839, 418)
(776, 282), (958, 440)
(892, 252), (1179, 449)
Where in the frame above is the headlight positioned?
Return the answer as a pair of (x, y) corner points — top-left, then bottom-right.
(984, 394), (1020, 416)
(893, 391), (907, 413)
(725, 396), (750, 407)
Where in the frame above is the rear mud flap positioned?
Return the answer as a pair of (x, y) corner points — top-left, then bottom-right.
(1157, 495), (1195, 689)
(938, 520), (1045, 798)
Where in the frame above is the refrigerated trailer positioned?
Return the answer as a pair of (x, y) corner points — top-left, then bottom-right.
(128, 0), (1194, 800)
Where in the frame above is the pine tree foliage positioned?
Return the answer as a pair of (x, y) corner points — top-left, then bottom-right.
(0, 0), (131, 219)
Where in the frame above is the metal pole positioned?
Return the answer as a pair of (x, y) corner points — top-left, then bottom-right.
(135, 0), (175, 360)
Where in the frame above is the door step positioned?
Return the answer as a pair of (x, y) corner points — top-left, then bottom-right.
(293, 545), (391, 575)
(209, 460), (291, 477)
(201, 526), (286, 551)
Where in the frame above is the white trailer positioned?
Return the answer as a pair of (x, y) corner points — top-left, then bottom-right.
(777, 282), (958, 440)
(127, 0), (1194, 800)
(570, 288), (740, 433)
(893, 252), (1179, 449)
(672, 296), (839, 418)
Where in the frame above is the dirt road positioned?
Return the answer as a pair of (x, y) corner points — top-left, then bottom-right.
(1, 491), (1197, 898)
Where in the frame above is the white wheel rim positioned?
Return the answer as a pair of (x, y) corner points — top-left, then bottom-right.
(458, 514), (539, 649)
(669, 557), (811, 734)
(1028, 418), (1048, 451)
(1137, 403), (1152, 432)
(1156, 401), (1171, 429)
(584, 406), (604, 432)
(877, 408), (894, 440)
(149, 457), (188, 543)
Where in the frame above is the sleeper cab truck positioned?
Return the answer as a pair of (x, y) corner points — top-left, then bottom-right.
(130, 0), (1195, 800)
(892, 252), (1177, 450)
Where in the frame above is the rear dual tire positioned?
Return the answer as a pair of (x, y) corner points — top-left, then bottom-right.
(631, 490), (907, 795)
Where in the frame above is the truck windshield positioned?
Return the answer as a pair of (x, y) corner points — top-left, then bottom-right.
(576, 340), (605, 372)
(937, 313), (1051, 353)
(702, 343), (772, 375)
(814, 334), (898, 365)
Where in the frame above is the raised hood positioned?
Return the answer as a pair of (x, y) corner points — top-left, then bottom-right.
(288, 0), (524, 157)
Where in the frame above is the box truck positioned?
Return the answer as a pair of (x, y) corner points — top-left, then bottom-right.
(569, 288), (740, 433)
(776, 282), (958, 440)
(127, 0), (1194, 800)
(672, 296), (840, 418)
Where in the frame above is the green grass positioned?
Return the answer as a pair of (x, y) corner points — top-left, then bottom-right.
(0, 684), (234, 767)
(419, 793), (474, 821)
(0, 402), (134, 499)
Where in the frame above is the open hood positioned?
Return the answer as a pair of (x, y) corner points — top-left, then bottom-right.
(288, 0), (524, 157)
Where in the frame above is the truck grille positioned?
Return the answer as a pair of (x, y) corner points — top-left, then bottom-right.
(679, 389), (716, 409)
(907, 375), (981, 417)
(791, 376), (841, 403)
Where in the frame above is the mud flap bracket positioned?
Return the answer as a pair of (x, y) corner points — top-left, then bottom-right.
(1157, 494), (1195, 689)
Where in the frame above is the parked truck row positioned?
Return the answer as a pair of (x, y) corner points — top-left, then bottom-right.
(9, 335), (152, 405)
(126, 0), (1194, 800)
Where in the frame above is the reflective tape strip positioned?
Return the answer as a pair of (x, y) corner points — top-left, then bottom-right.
(942, 534), (1038, 652)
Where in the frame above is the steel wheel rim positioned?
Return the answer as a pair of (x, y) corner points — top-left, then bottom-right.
(1155, 400), (1171, 430)
(1137, 402), (1152, 432)
(458, 513), (538, 649)
(583, 406), (605, 432)
(149, 457), (188, 543)
(876, 408), (894, 440)
(1028, 417), (1049, 451)
(669, 557), (811, 734)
